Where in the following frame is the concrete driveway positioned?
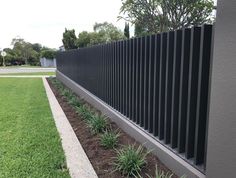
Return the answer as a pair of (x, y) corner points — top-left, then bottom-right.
(0, 67), (56, 74)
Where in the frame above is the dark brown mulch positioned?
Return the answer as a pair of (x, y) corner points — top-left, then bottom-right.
(47, 78), (178, 178)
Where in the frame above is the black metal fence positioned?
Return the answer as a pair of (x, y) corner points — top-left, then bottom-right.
(57, 24), (213, 170)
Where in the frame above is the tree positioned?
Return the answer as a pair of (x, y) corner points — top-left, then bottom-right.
(40, 49), (56, 59)
(124, 22), (130, 39)
(10, 37), (43, 65)
(76, 31), (92, 48)
(62, 28), (78, 50)
(119, 0), (214, 35)
(93, 22), (125, 42)
(32, 43), (42, 53)
(12, 38), (34, 65)
(76, 22), (125, 48)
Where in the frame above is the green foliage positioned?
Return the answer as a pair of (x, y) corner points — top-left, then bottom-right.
(76, 105), (94, 121)
(124, 22), (130, 39)
(62, 28), (78, 50)
(0, 37), (55, 66)
(40, 49), (56, 59)
(114, 145), (148, 177)
(88, 115), (107, 134)
(76, 22), (125, 48)
(61, 89), (73, 99)
(146, 166), (187, 178)
(50, 78), (64, 91)
(100, 130), (120, 149)
(119, 0), (214, 35)
(68, 96), (81, 108)
(148, 170), (173, 178)
(76, 31), (92, 48)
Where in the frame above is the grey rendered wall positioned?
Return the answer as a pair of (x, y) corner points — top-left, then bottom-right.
(57, 70), (205, 178)
(206, 1), (236, 177)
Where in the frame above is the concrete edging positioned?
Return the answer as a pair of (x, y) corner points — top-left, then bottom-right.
(56, 70), (205, 178)
(42, 77), (98, 178)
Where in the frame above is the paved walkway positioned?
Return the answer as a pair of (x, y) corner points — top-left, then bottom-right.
(43, 77), (98, 178)
(0, 67), (55, 74)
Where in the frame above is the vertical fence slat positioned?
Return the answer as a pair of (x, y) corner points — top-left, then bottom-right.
(171, 30), (182, 149)
(131, 38), (135, 122)
(129, 39), (133, 120)
(144, 36), (150, 130)
(186, 26), (202, 159)
(194, 24), (213, 165)
(164, 31), (175, 144)
(139, 37), (145, 127)
(153, 34), (161, 136)
(158, 33), (167, 140)
(178, 28), (191, 153)
(135, 38), (140, 124)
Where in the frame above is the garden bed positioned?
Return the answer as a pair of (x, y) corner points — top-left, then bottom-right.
(47, 77), (178, 178)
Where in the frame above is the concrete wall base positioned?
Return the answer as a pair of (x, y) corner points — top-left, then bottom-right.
(56, 70), (205, 178)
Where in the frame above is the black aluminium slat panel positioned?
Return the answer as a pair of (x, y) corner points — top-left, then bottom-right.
(135, 37), (140, 124)
(102, 45), (105, 101)
(164, 31), (175, 144)
(125, 40), (129, 117)
(158, 32), (167, 140)
(104, 45), (107, 103)
(117, 42), (120, 111)
(117, 41), (120, 110)
(109, 43), (112, 105)
(186, 26), (202, 159)
(121, 40), (125, 115)
(113, 42), (116, 108)
(171, 30), (182, 149)
(143, 36), (147, 129)
(194, 24), (213, 165)
(148, 35), (155, 133)
(118, 41), (122, 112)
(204, 24), (214, 169)
(153, 34), (161, 136)
(139, 36), (145, 128)
(108, 44), (111, 105)
(106, 44), (109, 104)
(131, 38), (136, 122)
(128, 39), (133, 120)
(178, 28), (191, 153)
(112, 42), (115, 108)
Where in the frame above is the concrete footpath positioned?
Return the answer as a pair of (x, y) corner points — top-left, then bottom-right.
(42, 77), (98, 178)
(0, 67), (55, 74)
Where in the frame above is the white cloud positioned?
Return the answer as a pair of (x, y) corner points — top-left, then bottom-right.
(0, 0), (126, 49)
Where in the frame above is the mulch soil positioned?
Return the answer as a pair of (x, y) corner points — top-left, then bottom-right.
(47, 78), (178, 178)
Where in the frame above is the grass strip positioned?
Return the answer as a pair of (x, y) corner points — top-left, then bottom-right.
(0, 78), (70, 178)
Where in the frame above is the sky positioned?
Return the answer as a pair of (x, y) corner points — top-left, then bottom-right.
(0, 0), (126, 49)
(0, 0), (217, 50)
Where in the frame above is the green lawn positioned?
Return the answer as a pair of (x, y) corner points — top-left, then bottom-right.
(0, 78), (70, 178)
(0, 72), (55, 76)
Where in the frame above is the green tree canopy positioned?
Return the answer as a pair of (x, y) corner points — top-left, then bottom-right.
(76, 22), (125, 48)
(40, 49), (56, 59)
(119, 0), (214, 36)
(0, 38), (55, 66)
(62, 28), (78, 50)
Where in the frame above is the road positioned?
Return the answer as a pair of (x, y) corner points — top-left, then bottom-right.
(0, 67), (56, 74)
